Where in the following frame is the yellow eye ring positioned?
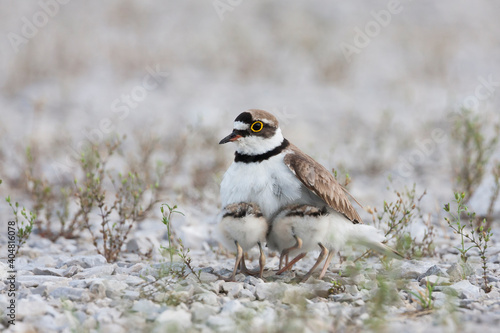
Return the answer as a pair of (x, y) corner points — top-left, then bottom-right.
(251, 121), (264, 132)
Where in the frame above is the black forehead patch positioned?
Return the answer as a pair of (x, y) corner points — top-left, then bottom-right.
(234, 112), (253, 124)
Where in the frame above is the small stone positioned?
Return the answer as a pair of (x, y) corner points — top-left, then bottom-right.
(31, 284), (48, 296)
(17, 295), (53, 320)
(92, 308), (121, 326)
(448, 280), (482, 299)
(345, 285), (359, 295)
(396, 260), (435, 280)
(238, 288), (256, 300)
(98, 323), (126, 333)
(431, 292), (448, 308)
(18, 275), (69, 288)
(128, 263), (146, 273)
(103, 280), (128, 299)
(195, 292), (219, 306)
(33, 267), (64, 277)
(200, 267), (215, 274)
(420, 275), (451, 286)
(243, 276), (264, 286)
(417, 265), (447, 281)
(155, 308), (192, 330)
(221, 300), (244, 314)
(209, 280), (225, 293)
(303, 279), (333, 298)
(125, 275), (145, 286)
(73, 265), (115, 279)
(126, 237), (154, 255)
(63, 266), (82, 277)
(354, 299), (365, 307)
(255, 282), (288, 301)
(221, 282), (243, 298)
(487, 275), (499, 283)
(132, 299), (162, 319)
(447, 262), (474, 282)
(89, 280), (106, 299)
(123, 290), (140, 300)
(33, 255), (58, 268)
(58, 255), (108, 268)
(191, 303), (219, 323)
(199, 271), (219, 283)
(50, 287), (90, 302)
(359, 313), (370, 321)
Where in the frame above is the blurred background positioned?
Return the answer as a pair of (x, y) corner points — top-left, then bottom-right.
(1, 0), (500, 249)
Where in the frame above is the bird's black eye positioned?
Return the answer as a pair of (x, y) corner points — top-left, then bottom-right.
(251, 121), (263, 132)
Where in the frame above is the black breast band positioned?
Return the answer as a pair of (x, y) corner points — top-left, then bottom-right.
(234, 139), (290, 163)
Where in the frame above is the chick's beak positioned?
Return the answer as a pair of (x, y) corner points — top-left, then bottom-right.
(219, 131), (242, 144)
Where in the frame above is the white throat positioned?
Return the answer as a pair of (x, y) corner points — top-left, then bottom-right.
(235, 128), (284, 155)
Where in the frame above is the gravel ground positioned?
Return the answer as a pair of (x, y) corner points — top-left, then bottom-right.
(1, 1), (500, 332)
(1, 232), (500, 332)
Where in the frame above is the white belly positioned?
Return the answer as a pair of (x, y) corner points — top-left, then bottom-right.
(220, 155), (308, 219)
(217, 215), (268, 252)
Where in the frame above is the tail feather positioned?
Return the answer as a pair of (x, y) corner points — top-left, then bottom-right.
(358, 240), (404, 260)
(348, 224), (403, 260)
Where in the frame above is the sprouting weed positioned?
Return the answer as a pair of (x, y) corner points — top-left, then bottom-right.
(486, 161), (500, 227)
(328, 279), (346, 295)
(6, 196), (36, 256)
(444, 192), (493, 293)
(451, 109), (499, 203)
(159, 204), (202, 283)
(160, 203), (184, 263)
(408, 280), (435, 310)
(363, 182), (435, 260)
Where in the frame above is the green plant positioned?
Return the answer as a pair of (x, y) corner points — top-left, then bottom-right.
(486, 161), (500, 227)
(451, 110), (499, 203)
(20, 132), (167, 245)
(365, 274), (401, 331)
(328, 279), (346, 295)
(408, 280), (435, 310)
(159, 204), (202, 283)
(160, 204), (184, 263)
(140, 207), (202, 306)
(332, 168), (351, 187)
(444, 192), (493, 292)
(6, 196), (36, 256)
(368, 182), (435, 259)
(70, 136), (161, 262)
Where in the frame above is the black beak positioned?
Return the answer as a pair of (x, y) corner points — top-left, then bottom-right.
(219, 131), (241, 144)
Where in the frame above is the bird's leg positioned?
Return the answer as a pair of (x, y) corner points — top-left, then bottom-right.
(279, 253), (291, 271)
(239, 243), (266, 277)
(240, 253), (247, 272)
(239, 254), (257, 276)
(301, 243), (328, 282)
(278, 235), (303, 271)
(318, 250), (335, 280)
(276, 252), (306, 275)
(279, 253), (285, 271)
(258, 242), (266, 279)
(219, 241), (243, 282)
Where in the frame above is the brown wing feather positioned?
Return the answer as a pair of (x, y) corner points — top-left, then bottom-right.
(284, 144), (363, 224)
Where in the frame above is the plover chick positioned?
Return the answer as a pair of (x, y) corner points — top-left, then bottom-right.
(217, 202), (267, 281)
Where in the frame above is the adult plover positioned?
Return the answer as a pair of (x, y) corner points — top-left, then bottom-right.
(219, 109), (401, 280)
(216, 202), (267, 280)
